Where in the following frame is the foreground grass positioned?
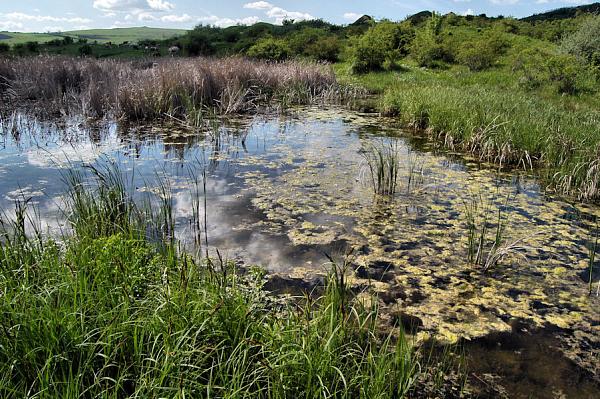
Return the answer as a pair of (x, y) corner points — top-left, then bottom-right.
(0, 167), (423, 398)
(337, 64), (600, 201)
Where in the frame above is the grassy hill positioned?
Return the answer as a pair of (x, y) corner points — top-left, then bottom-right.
(0, 27), (187, 45)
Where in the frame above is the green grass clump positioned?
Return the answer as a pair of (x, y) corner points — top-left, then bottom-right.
(0, 166), (421, 398)
(379, 79), (600, 200)
(362, 141), (400, 197)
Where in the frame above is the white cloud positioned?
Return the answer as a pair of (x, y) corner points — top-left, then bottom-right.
(147, 0), (174, 11)
(463, 8), (475, 16)
(243, 2), (274, 10)
(343, 12), (361, 20)
(161, 14), (194, 23)
(198, 15), (261, 27)
(0, 21), (24, 31)
(137, 12), (157, 21)
(266, 7), (314, 23)
(93, 0), (174, 13)
(1, 12), (92, 24)
(242, 1), (313, 24)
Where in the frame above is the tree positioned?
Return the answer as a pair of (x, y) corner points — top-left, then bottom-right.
(350, 21), (415, 73)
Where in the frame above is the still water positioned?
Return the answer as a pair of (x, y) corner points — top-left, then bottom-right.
(1, 107), (598, 397)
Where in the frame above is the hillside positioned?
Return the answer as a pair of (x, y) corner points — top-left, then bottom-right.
(0, 27), (186, 45)
(523, 2), (600, 22)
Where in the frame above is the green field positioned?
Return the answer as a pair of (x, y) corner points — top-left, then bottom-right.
(0, 27), (187, 45)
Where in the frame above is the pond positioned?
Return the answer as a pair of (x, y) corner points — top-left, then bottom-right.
(1, 107), (598, 397)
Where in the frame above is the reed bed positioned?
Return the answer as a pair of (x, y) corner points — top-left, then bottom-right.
(0, 56), (343, 121)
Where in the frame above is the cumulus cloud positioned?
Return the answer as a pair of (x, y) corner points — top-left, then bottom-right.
(1, 12), (92, 24)
(198, 15), (261, 27)
(160, 14), (194, 23)
(242, 2), (313, 24)
(463, 8), (475, 16)
(93, 0), (174, 13)
(343, 12), (361, 20)
(0, 21), (24, 31)
(243, 1), (274, 10)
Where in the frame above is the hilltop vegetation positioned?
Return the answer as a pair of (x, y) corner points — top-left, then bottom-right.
(0, 27), (186, 45)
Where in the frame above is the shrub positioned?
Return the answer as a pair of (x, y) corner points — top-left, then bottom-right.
(0, 43), (9, 53)
(561, 16), (600, 64)
(350, 21), (415, 73)
(305, 36), (341, 62)
(410, 31), (453, 68)
(457, 43), (496, 71)
(456, 33), (507, 71)
(13, 43), (26, 56)
(513, 48), (584, 94)
(26, 41), (39, 53)
(185, 30), (215, 56)
(78, 44), (93, 56)
(247, 37), (290, 61)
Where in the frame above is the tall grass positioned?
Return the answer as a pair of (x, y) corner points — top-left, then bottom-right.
(381, 81), (600, 201)
(361, 141), (400, 197)
(0, 163), (430, 398)
(0, 56), (343, 121)
(461, 193), (536, 272)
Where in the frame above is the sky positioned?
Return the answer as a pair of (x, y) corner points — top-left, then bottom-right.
(0, 0), (594, 32)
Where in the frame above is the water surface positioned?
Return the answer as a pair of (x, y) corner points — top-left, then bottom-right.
(1, 108), (598, 397)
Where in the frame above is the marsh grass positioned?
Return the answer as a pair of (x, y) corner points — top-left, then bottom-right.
(405, 150), (425, 195)
(381, 81), (600, 201)
(461, 193), (536, 272)
(361, 141), (400, 197)
(0, 56), (344, 123)
(0, 162), (432, 398)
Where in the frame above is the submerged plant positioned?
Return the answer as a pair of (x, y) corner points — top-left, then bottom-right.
(361, 140), (400, 197)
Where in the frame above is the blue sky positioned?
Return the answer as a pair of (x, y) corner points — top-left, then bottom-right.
(0, 1), (593, 32)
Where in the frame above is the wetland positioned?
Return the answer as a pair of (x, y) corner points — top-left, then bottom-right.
(1, 106), (598, 398)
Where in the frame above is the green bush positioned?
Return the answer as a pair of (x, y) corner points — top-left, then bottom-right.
(26, 41), (39, 53)
(0, 43), (9, 53)
(456, 33), (507, 71)
(410, 31), (453, 68)
(561, 16), (600, 64)
(457, 43), (496, 71)
(185, 30), (215, 56)
(409, 13), (455, 68)
(305, 36), (341, 62)
(247, 37), (290, 61)
(350, 21), (415, 73)
(78, 44), (93, 56)
(513, 48), (584, 94)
